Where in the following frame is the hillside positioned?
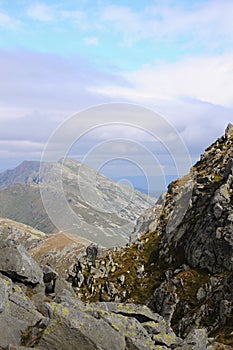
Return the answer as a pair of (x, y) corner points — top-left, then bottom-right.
(66, 123), (233, 347)
(0, 219), (230, 349)
(0, 218), (90, 276)
(0, 158), (155, 247)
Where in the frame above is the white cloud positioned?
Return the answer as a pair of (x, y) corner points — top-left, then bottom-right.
(101, 1), (233, 48)
(27, 3), (55, 22)
(89, 52), (233, 162)
(0, 11), (21, 29)
(83, 36), (99, 46)
(92, 53), (233, 108)
(61, 10), (90, 31)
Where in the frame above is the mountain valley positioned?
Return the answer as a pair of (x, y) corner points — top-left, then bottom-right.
(0, 125), (232, 349)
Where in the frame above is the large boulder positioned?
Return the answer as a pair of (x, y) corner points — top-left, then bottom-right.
(38, 300), (126, 350)
(37, 299), (182, 350)
(0, 237), (43, 285)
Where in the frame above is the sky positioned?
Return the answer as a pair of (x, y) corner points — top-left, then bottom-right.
(0, 0), (233, 192)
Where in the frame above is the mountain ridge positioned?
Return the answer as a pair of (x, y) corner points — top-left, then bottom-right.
(0, 158), (155, 247)
(66, 123), (233, 346)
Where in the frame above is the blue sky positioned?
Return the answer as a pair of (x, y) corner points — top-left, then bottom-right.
(0, 0), (233, 191)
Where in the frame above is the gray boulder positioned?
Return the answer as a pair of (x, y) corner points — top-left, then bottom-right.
(86, 243), (98, 264)
(43, 264), (58, 294)
(0, 238), (43, 285)
(38, 300), (126, 350)
(0, 275), (44, 348)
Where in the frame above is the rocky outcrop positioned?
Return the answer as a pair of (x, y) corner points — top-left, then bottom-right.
(0, 218), (45, 250)
(69, 124), (233, 347)
(0, 236), (43, 285)
(0, 270), (227, 349)
(29, 231), (89, 278)
(130, 202), (164, 242)
(0, 219), (91, 278)
(0, 236), (229, 349)
(0, 274), (45, 348)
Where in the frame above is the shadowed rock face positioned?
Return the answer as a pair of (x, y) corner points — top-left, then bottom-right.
(0, 158), (155, 247)
(158, 123), (233, 273)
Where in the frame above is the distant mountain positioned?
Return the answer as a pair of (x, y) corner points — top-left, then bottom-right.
(0, 158), (155, 247)
(0, 160), (41, 188)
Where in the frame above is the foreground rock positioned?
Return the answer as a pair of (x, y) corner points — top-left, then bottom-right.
(0, 234), (230, 349)
(0, 235), (43, 285)
(0, 274), (44, 348)
(0, 272), (228, 349)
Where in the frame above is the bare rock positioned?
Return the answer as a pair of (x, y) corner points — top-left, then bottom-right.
(0, 238), (43, 285)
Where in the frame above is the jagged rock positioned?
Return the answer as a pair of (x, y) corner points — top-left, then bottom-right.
(0, 238), (43, 285)
(225, 122), (233, 138)
(88, 303), (182, 349)
(54, 278), (76, 300)
(86, 243), (98, 264)
(196, 286), (206, 301)
(43, 264), (58, 284)
(179, 328), (208, 349)
(130, 204), (163, 242)
(43, 264), (58, 294)
(118, 274), (125, 285)
(38, 300), (184, 350)
(0, 275), (44, 348)
(151, 281), (180, 327)
(38, 300), (126, 350)
(1, 125), (233, 349)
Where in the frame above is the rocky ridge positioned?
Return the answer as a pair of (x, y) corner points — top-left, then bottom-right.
(67, 124), (233, 347)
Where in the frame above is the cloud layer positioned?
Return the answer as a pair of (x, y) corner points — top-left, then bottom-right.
(0, 0), (232, 181)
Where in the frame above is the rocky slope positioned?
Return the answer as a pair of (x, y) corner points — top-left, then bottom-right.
(0, 125), (232, 349)
(0, 224), (230, 349)
(0, 218), (91, 278)
(66, 124), (233, 347)
(0, 158), (155, 247)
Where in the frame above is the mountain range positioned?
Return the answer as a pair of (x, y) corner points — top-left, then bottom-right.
(0, 158), (155, 247)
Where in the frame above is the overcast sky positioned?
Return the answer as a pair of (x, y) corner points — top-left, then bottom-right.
(0, 0), (233, 190)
